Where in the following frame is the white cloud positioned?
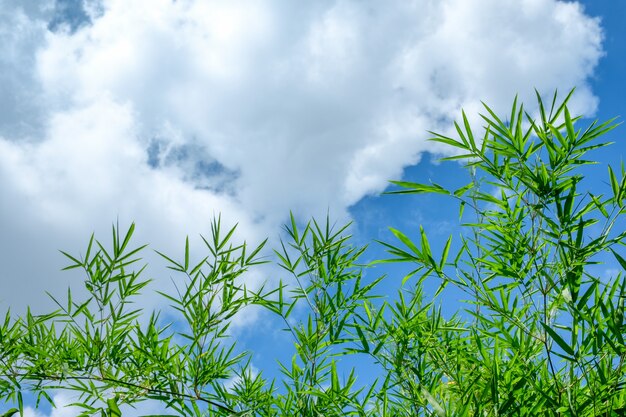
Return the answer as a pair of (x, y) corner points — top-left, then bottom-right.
(0, 3), (50, 139)
(0, 0), (603, 313)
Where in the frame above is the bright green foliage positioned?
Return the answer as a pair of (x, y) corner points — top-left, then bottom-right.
(382, 90), (625, 415)
(1, 92), (625, 416)
(256, 215), (383, 416)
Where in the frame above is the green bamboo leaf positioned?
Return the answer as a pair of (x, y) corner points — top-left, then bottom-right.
(564, 106), (577, 143)
(535, 88), (548, 128)
(611, 249), (626, 271)
(577, 280), (597, 310)
(429, 131), (468, 150)
(549, 88), (575, 125)
(453, 182), (474, 197)
(462, 110), (476, 150)
(439, 235), (452, 270)
(563, 184), (575, 220)
(578, 117), (620, 145)
(244, 239), (268, 265)
(509, 94), (519, 131)
(154, 250), (185, 272)
(547, 124), (568, 150)
(112, 223), (118, 256)
(420, 226), (434, 264)
(566, 263), (582, 303)
(481, 102), (507, 132)
(184, 236), (189, 270)
(0, 409), (18, 417)
(59, 250), (83, 270)
(107, 398), (122, 417)
(331, 361), (339, 392)
(451, 121), (469, 149)
(541, 322), (575, 358)
(386, 181), (450, 195)
(119, 222), (136, 255)
(575, 218), (585, 248)
(438, 153), (477, 161)
(355, 324), (369, 353)
(458, 200), (466, 221)
(421, 387), (445, 417)
(609, 165), (620, 201)
(388, 227), (421, 257)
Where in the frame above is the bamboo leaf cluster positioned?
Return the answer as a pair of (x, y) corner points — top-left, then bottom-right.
(1, 91), (625, 416)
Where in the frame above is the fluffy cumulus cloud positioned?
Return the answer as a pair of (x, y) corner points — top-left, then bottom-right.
(0, 0), (603, 312)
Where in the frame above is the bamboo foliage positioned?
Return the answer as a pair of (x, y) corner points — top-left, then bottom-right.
(1, 91), (625, 416)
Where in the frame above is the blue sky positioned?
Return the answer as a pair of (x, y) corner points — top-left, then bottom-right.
(0, 0), (624, 415)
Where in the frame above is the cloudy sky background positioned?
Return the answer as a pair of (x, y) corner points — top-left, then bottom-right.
(1, 0), (625, 414)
